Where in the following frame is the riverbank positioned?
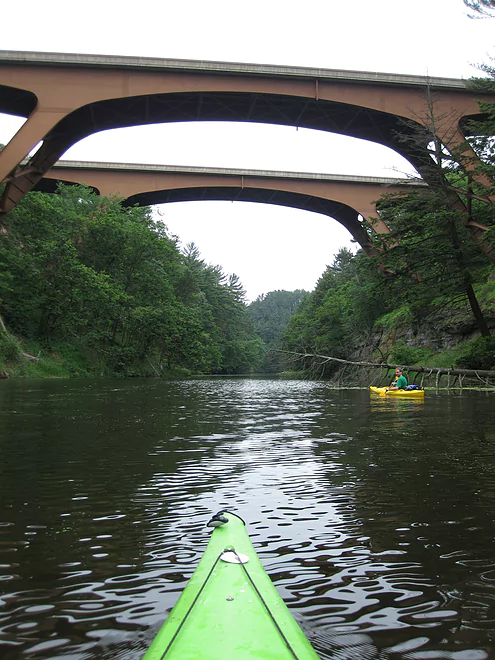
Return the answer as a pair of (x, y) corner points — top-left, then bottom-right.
(0, 336), (192, 379)
(2, 332), (493, 390)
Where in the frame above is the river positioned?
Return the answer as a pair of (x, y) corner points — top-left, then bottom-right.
(0, 377), (494, 659)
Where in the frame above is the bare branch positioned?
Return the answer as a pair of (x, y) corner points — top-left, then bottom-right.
(273, 349), (495, 380)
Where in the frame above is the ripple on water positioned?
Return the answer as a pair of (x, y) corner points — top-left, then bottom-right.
(0, 380), (495, 658)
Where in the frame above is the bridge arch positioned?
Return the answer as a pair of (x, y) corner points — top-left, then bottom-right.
(38, 162), (424, 254)
(1, 51), (493, 225)
(39, 179), (372, 251)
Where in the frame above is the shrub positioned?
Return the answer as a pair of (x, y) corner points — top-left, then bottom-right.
(0, 332), (22, 363)
(455, 335), (495, 371)
(390, 341), (432, 366)
(374, 304), (414, 331)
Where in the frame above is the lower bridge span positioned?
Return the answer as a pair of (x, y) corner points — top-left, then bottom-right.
(38, 161), (426, 255)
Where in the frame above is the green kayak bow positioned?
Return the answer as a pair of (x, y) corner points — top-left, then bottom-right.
(143, 511), (320, 659)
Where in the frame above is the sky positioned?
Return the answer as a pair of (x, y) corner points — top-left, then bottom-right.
(1, 0), (494, 301)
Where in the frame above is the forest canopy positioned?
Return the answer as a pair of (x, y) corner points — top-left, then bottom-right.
(0, 185), (264, 376)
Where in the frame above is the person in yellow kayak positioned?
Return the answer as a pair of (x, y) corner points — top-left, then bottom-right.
(386, 368), (408, 391)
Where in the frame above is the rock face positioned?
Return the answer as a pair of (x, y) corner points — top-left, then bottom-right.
(374, 306), (495, 361)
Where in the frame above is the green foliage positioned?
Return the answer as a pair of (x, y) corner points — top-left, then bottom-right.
(220, 337), (265, 374)
(282, 248), (389, 372)
(0, 185), (263, 376)
(247, 289), (308, 371)
(374, 305), (414, 331)
(476, 274), (495, 309)
(281, 232), (494, 379)
(248, 290), (308, 343)
(0, 332), (22, 363)
(455, 335), (495, 370)
(424, 344), (469, 369)
(374, 183), (494, 338)
(389, 341), (433, 367)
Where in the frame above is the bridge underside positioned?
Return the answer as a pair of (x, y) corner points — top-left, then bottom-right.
(13, 91), (431, 172)
(1, 54), (492, 258)
(1, 85), (484, 163)
(2, 88), (485, 236)
(0, 84), (37, 116)
(33, 178), (373, 252)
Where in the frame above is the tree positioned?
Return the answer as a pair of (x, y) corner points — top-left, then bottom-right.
(375, 188), (493, 336)
(282, 248), (387, 373)
(0, 185), (263, 375)
(247, 290), (308, 372)
(248, 289), (308, 344)
(176, 242), (264, 374)
(374, 75), (495, 337)
(465, 64), (495, 201)
(464, 0), (495, 18)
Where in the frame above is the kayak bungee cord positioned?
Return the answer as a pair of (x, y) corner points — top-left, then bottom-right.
(232, 547), (302, 660)
(156, 546), (302, 660)
(147, 511), (313, 660)
(156, 551), (224, 660)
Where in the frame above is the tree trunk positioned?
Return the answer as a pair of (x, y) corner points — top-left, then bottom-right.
(465, 282), (491, 337)
(274, 349), (495, 381)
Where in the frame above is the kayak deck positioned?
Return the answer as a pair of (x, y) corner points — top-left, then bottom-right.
(143, 512), (320, 659)
(370, 385), (424, 398)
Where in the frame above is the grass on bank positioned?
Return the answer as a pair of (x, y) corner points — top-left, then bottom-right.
(0, 334), (191, 379)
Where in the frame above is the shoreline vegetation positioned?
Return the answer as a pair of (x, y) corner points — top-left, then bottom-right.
(0, 185), (266, 380)
(1, 44), (494, 388)
(274, 350), (495, 390)
(2, 321), (495, 391)
(0, 186), (494, 385)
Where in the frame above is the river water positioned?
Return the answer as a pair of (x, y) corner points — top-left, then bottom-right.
(0, 377), (494, 659)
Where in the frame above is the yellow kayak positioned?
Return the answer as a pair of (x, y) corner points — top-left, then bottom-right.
(370, 386), (424, 398)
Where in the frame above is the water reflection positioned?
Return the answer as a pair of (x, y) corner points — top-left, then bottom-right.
(0, 379), (494, 659)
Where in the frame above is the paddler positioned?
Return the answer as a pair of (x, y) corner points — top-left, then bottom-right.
(386, 367), (408, 391)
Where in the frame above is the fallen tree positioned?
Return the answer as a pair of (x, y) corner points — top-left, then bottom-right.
(274, 349), (495, 388)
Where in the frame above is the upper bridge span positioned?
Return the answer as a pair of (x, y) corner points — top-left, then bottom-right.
(1, 50), (493, 227)
(39, 160), (424, 254)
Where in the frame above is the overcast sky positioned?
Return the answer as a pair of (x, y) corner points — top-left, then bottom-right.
(1, 0), (494, 301)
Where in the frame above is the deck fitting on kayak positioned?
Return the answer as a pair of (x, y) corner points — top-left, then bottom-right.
(142, 510), (320, 659)
(206, 512), (229, 527)
(220, 549), (250, 564)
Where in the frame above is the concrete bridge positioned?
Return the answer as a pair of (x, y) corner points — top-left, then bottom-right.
(38, 160), (425, 254)
(1, 50), (493, 238)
